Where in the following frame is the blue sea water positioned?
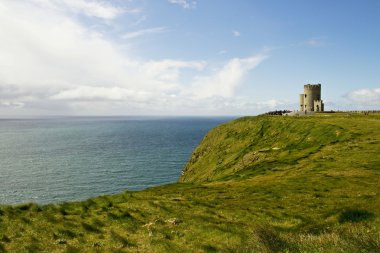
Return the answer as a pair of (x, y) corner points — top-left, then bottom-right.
(0, 116), (233, 204)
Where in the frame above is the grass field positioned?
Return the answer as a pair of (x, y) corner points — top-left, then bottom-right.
(0, 113), (379, 252)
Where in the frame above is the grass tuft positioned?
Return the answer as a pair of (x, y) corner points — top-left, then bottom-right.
(81, 222), (101, 233)
(0, 243), (6, 253)
(1, 236), (10, 243)
(66, 245), (81, 253)
(57, 229), (77, 239)
(202, 244), (218, 252)
(341, 227), (380, 252)
(339, 209), (374, 223)
(253, 225), (293, 253)
(111, 230), (134, 248)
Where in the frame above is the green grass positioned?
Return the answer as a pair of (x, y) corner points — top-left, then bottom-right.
(0, 113), (379, 252)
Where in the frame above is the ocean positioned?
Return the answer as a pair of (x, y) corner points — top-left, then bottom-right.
(0, 116), (233, 204)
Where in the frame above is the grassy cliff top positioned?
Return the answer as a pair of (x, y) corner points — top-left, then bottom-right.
(181, 113), (379, 183)
(0, 113), (379, 252)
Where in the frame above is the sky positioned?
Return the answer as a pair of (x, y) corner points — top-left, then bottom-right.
(0, 0), (379, 116)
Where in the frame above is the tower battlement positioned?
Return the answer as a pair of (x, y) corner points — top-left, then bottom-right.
(304, 84), (321, 90)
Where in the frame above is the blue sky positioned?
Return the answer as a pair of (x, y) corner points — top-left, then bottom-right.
(0, 0), (379, 116)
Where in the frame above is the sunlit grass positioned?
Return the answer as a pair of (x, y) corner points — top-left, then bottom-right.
(0, 113), (379, 252)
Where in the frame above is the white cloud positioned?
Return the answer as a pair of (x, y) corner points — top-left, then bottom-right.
(28, 0), (127, 20)
(303, 37), (327, 47)
(122, 27), (167, 39)
(143, 59), (206, 84)
(133, 15), (147, 26)
(233, 30), (241, 37)
(254, 99), (285, 109)
(0, 101), (25, 108)
(0, 1), (129, 90)
(189, 55), (268, 99)
(168, 0), (196, 9)
(0, 2), (184, 101)
(51, 86), (152, 102)
(164, 97), (290, 116)
(0, 1), (271, 116)
(345, 88), (380, 105)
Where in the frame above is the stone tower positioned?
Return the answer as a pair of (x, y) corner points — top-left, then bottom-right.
(299, 84), (324, 112)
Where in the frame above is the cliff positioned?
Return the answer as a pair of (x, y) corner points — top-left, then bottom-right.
(180, 114), (365, 183)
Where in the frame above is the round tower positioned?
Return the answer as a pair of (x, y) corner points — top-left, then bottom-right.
(303, 84), (321, 112)
(299, 94), (304, 111)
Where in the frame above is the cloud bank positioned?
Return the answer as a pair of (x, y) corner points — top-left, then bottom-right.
(189, 55), (267, 99)
(0, 0), (270, 115)
(28, 0), (127, 20)
(345, 88), (380, 106)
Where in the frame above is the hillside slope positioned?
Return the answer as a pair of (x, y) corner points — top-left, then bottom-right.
(0, 113), (379, 252)
(181, 113), (378, 183)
